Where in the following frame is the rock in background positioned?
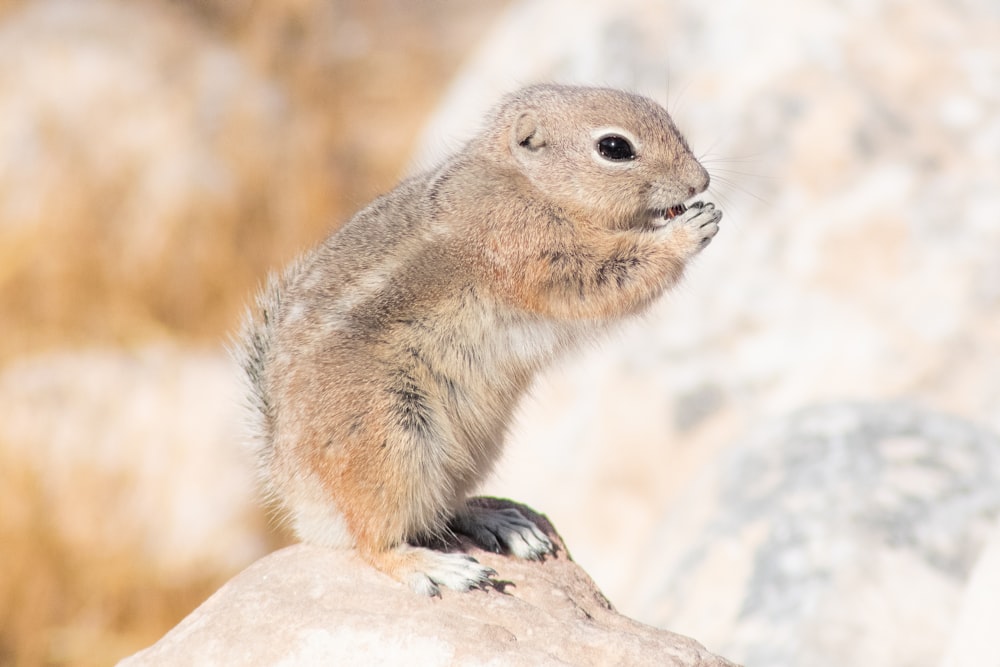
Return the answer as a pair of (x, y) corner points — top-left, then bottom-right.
(628, 402), (1000, 667)
(0, 347), (261, 575)
(940, 515), (1000, 667)
(0, 347), (263, 665)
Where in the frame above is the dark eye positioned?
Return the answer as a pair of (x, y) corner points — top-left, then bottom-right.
(596, 135), (636, 161)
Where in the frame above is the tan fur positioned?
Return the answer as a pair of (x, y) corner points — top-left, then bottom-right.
(233, 84), (722, 595)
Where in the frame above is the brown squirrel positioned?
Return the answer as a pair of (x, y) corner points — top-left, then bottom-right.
(234, 84), (721, 596)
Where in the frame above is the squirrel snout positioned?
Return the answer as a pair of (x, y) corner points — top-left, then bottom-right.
(687, 162), (711, 197)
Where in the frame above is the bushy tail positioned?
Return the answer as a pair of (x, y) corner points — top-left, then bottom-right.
(229, 259), (304, 502)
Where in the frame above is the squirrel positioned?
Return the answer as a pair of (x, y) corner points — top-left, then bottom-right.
(234, 84), (721, 596)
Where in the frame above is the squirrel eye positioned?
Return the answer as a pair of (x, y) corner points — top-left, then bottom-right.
(596, 134), (636, 161)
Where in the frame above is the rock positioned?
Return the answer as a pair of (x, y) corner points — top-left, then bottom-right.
(939, 517), (1000, 667)
(625, 403), (1000, 667)
(120, 499), (737, 667)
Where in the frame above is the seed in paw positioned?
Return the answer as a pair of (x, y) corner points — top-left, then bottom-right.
(665, 204), (687, 219)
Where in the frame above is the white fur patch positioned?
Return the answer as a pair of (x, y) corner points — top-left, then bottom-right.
(324, 260), (403, 330)
(502, 316), (561, 365)
(462, 298), (567, 375)
(291, 499), (352, 548)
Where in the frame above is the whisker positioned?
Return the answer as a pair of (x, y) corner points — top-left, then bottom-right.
(699, 150), (772, 163)
(711, 172), (770, 202)
(666, 78), (695, 120)
(705, 166), (775, 180)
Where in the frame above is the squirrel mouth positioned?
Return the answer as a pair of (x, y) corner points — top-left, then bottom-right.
(636, 203), (687, 230)
(651, 204), (687, 220)
(633, 201), (702, 231)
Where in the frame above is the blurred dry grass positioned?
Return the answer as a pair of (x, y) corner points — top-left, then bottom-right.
(0, 0), (505, 361)
(0, 0), (507, 664)
(0, 444), (222, 667)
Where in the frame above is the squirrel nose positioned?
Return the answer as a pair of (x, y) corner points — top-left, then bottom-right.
(686, 163), (710, 196)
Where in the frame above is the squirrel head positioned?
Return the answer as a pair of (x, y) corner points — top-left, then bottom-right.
(488, 84), (710, 230)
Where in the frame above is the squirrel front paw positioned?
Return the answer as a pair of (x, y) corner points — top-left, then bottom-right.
(652, 201), (722, 255)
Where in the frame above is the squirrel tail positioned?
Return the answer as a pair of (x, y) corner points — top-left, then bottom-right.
(229, 258), (303, 506)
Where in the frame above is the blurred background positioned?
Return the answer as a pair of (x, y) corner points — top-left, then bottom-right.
(2, 0), (999, 666)
(0, 0), (507, 664)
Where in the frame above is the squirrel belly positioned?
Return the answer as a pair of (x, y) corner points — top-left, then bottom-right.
(233, 83), (721, 595)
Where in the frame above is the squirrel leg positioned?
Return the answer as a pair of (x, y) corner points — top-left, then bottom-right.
(325, 397), (498, 596)
(341, 479), (499, 596)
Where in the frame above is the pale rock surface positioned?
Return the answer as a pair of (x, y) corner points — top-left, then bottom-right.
(627, 403), (1000, 667)
(939, 516), (1000, 667)
(120, 500), (737, 667)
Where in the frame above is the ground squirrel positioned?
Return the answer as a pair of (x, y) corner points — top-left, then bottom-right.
(234, 84), (721, 596)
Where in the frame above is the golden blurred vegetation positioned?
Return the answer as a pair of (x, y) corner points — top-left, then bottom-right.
(0, 0), (507, 664)
(0, 444), (222, 666)
(0, 0), (505, 361)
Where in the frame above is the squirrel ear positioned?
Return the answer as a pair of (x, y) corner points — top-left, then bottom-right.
(512, 111), (546, 152)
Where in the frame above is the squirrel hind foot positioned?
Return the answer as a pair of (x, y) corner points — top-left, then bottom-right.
(366, 544), (497, 597)
(451, 505), (555, 561)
